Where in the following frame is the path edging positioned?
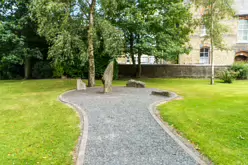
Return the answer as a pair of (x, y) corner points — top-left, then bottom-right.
(148, 92), (210, 165)
(59, 88), (210, 165)
(59, 90), (88, 165)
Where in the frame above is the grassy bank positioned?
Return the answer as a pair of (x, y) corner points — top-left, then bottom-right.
(0, 80), (79, 164)
(1, 79), (247, 164)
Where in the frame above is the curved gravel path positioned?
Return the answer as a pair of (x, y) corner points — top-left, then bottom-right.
(61, 87), (202, 165)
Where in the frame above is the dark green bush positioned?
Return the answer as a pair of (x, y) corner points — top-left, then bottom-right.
(52, 64), (64, 78)
(0, 63), (23, 80)
(63, 65), (84, 78)
(32, 61), (53, 79)
(82, 56), (119, 80)
(52, 57), (85, 78)
(218, 70), (238, 84)
(231, 62), (248, 80)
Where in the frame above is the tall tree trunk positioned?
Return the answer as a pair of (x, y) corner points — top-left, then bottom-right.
(24, 57), (31, 79)
(210, 40), (214, 85)
(130, 33), (136, 76)
(137, 50), (142, 78)
(210, 2), (215, 85)
(136, 34), (142, 78)
(88, 0), (96, 87)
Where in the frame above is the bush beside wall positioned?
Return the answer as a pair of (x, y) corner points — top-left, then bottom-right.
(231, 63), (248, 80)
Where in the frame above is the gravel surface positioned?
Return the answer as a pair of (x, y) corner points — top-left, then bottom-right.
(62, 87), (198, 165)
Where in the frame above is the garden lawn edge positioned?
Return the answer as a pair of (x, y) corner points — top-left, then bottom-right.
(149, 91), (211, 165)
(59, 90), (88, 165)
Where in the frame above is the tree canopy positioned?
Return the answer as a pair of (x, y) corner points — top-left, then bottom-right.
(0, 0), (46, 79)
(1, 0), (194, 80)
(194, 0), (235, 84)
(30, 0), (124, 84)
(102, 0), (193, 77)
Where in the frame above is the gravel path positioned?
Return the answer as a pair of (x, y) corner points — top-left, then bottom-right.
(61, 87), (199, 165)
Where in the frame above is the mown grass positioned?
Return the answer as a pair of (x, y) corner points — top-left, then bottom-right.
(0, 80), (79, 164)
(148, 79), (248, 165)
(1, 79), (248, 164)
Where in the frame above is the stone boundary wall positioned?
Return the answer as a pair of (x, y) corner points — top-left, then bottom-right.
(118, 64), (231, 78)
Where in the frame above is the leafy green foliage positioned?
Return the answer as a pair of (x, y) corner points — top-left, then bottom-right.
(52, 64), (64, 78)
(94, 19), (124, 58)
(83, 56), (119, 80)
(231, 62), (248, 80)
(194, 0), (235, 50)
(194, 0), (235, 84)
(218, 62), (248, 83)
(30, 0), (88, 68)
(103, 0), (193, 76)
(0, 22), (24, 65)
(115, 0), (192, 59)
(30, 0), (124, 82)
(0, 0), (48, 79)
(32, 61), (53, 79)
(218, 70), (237, 83)
(48, 31), (88, 67)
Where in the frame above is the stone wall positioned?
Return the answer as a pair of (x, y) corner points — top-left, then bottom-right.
(118, 64), (231, 78)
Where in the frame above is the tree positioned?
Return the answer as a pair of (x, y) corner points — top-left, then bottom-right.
(0, 0), (47, 79)
(103, 0), (193, 77)
(88, 0), (96, 87)
(194, 0), (235, 85)
(31, 0), (123, 85)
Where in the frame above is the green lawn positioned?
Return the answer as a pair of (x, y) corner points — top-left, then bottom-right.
(149, 79), (248, 165)
(110, 78), (248, 164)
(0, 80), (79, 164)
(1, 79), (248, 164)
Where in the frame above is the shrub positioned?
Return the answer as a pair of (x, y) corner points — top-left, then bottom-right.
(52, 64), (64, 78)
(231, 62), (248, 80)
(32, 61), (53, 79)
(218, 70), (238, 84)
(52, 59), (85, 78)
(0, 63), (23, 80)
(82, 56), (119, 80)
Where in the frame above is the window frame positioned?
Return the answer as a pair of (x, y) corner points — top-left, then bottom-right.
(200, 47), (210, 64)
(200, 25), (207, 37)
(238, 20), (248, 43)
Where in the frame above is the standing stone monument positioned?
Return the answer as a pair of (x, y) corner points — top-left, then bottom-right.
(77, 79), (86, 90)
(102, 61), (114, 93)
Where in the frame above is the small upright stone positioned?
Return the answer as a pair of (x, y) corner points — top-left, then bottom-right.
(102, 61), (114, 93)
(126, 79), (146, 88)
(77, 79), (86, 90)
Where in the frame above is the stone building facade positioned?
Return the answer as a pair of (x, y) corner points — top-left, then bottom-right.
(117, 55), (166, 65)
(179, 0), (248, 65)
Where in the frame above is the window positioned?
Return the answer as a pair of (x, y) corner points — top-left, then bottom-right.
(238, 20), (248, 43)
(149, 56), (155, 64)
(126, 56), (130, 64)
(141, 55), (149, 64)
(200, 47), (209, 64)
(201, 25), (207, 36)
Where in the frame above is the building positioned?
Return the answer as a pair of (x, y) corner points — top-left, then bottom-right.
(179, 0), (248, 65)
(117, 55), (166, 65)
